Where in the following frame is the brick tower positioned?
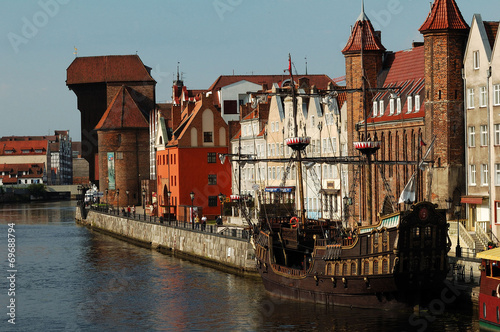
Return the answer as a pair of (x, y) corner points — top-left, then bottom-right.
(95, 86), (150, 207)
(342, 3), (385, 225)
(66, 55), (156, 184)
(419, 0), (469, 204)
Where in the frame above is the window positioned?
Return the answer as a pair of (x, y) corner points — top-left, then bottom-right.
(379, 100), (385, 116)
(208, 196), (218, 207)
(467, 88), (475, 109)
(373, 101), (378, 117)
(207, 152), (216, 163)
(470, 165), (477, 186)
(396, 98), (401, 115)
(495, 124), (500, 146)
(208, 174), (217, 185)
(373, 260), (379, 275)
(415, 95), (420, 112)
(407, 96), (413, 113)
(389, 98), (395, 115)
(473, 50), (480, 70)
(480, 86), (487, 107)
(496, 164), (500, 186)
(481, 125), (488, 146)
(494, 85), (500, 106)
(203, 132), (213, 143)
(311, 115), (315, 127)
(482, 164), (489, 186)
(469, 126), (476, 147)
(22, 149), (30, 154)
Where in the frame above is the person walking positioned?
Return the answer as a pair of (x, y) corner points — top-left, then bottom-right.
(132, 206), (136, 218)
(201, 215), (207, 231)
(194, 215), (200, 229)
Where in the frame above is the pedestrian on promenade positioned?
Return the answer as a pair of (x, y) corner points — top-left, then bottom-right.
(201, 215), (206, 231)
(195, 215), (200, 229)
(121, 207), (125, 216)
(201, 215), (207, 231)
(132, 206), (136, 218)
(127, 206), (131, 217)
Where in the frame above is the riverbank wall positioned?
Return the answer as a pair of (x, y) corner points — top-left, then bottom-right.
(75, 206), (258, 277)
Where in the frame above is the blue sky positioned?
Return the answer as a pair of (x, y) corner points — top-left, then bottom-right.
(1, 0), (499, 141)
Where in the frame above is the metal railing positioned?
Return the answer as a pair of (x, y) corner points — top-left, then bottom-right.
(476, 221), (490, 250)
(87, 205), (250, 241)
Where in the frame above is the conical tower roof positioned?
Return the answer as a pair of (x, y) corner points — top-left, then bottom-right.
(342, 1), (385, 54)
(95, 86), (149, 130)
(419, 0), (469, 33)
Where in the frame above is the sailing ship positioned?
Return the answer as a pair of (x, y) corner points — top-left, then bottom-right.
(230, 50), (453, 309)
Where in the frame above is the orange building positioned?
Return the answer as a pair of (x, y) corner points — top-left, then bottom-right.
(155, 94), (231, 220)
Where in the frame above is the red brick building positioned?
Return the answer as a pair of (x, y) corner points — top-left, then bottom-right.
(95, 85), (150, 207)
(156, 95), (231, 220)
(343, 0), (469, 225)
(67, 55), (156, 184)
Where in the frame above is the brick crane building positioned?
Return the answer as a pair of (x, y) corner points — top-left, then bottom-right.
(343, 0), (469, 226)
(66, 55), (156, 184)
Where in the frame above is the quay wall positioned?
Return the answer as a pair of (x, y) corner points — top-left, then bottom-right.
(75, 207), (258, 276)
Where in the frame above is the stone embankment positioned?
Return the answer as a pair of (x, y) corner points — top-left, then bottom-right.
(75, 207), (258, 277)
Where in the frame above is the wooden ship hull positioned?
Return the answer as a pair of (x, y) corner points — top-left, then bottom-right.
(254, 202), (450, 309)
(477, 248), (500, 330)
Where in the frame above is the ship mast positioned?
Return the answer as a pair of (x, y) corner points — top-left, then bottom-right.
(288, 54), (307, 225)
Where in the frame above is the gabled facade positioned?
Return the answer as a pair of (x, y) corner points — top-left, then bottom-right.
(464, 14), (500, 238)
(156, 95), (231, 220)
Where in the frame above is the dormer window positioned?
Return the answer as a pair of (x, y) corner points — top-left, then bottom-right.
(415, 95), (420, 112)
(373, 101), (378, 117)
(22, 149), (30, 154)
(407, 96), (413, 113)
(396, 98), (401, 115)
(379, 100), (384, 116)
(389, 98), (395, 115)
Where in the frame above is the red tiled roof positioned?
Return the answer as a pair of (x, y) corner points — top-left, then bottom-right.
(0, 140), (48, 156)
(383, 46), (425, 84)
(67, 55), (155, 85)
(484, 21), (500, 49)
(0, 163), (45, 184)
(419, 0), (469, 32)
(95, 86), (149, 130)
(342, 18), (385, 54)
(208, 75), (334, 93)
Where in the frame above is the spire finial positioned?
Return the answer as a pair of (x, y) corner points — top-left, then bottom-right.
(357, 0), (369, 21)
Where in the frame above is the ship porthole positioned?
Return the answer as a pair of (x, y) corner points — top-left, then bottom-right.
(484, 302), (487, 318)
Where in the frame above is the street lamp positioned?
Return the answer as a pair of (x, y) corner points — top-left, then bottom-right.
(446, 197), (462, 257)
(455, 202), (462, 257)
(142, 187), (146, 219)
(116, 188), (120, 213)
(105, 188), (108, 205)
(167, 190), (171, 224)
(126, 190), (130, 207)
(218, 192), (225, 219)
(190, 191), (195, 228)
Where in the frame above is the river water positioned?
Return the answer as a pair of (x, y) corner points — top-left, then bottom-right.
(0, 201), (480, 331)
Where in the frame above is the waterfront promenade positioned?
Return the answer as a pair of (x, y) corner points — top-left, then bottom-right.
(76, 204), (258, 277)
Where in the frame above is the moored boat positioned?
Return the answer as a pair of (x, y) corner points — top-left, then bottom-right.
(477, 248), (500, 330)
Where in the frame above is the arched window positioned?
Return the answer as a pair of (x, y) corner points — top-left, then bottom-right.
(342, 263), (348, 276)
(364, 260), (370, 275)
(382, 260), (389, 274)
(335, 263), (340, 276)
(351, 262), (357, 275)
(327, 263), (333, 275)
(373, 260), (379, 275)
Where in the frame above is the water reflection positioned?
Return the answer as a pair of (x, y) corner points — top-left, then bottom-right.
(0, 201), (479, 331)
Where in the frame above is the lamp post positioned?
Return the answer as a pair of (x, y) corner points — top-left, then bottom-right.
(116, 188), (120, 213)
(190, 191), (195, 228)
(455, 202), (462, 257)
(105, 188), (108, 206)
(446, 197), (462, 257)
(142, 187), (146, 219)
(126, 190), (130, 207)
(218, 192), (225, 220)
(167, 190), (171, 224)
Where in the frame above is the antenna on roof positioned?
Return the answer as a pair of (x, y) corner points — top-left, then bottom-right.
(305, 56), (308, 75)
(177, 62), (180, 81)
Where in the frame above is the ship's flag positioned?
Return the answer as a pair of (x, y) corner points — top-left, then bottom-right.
(398, 174), (416, 204)
(288, 54), (291, 73)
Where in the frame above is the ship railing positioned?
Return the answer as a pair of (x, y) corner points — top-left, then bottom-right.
(88, 205), (250, 240)
(272, 263), (305, 276)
